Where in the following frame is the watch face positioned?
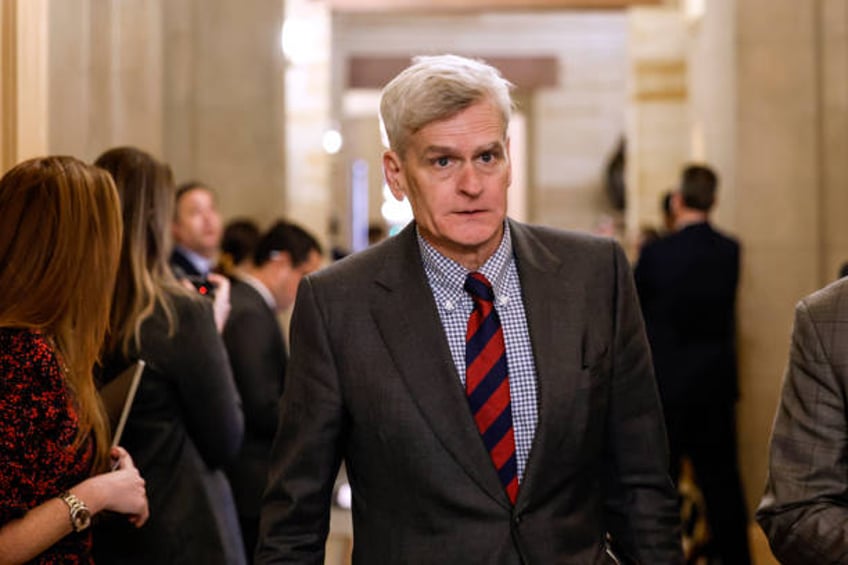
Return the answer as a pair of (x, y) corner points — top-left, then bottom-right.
(73, 507), (92, 531)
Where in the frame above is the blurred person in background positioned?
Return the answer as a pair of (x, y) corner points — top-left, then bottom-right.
(93, 147), (245, 565)
(0, 156), (148, 563)
(170, 180), (223, 279)
(223, 220), (322, 561)
(635, 164), (750, 564)
(218, 218), (262, 280)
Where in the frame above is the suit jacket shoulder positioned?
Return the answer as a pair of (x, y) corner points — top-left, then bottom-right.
(756, 277), (848, 563)
(800, 276), (848, 321)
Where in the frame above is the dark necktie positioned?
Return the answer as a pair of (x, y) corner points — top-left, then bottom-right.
(464, 272), (518, 504)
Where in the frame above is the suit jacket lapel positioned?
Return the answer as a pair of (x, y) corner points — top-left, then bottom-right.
(508, 221), (586, 509)
(370, 224), (512, 508)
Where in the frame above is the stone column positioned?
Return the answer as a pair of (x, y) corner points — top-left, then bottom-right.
(281, 0), (332, 246)
(1, 0), (49, 170)
(48, 0), (163, 161)
(163, 0), (288, 227)
(626, 7), (689, 252)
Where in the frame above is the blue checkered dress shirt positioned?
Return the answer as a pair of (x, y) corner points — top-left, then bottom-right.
(417, 222), (539, 482)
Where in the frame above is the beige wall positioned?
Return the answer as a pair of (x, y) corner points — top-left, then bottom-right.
(46, 0), (288, 228)
(161, 0), (288, 228)
(48, 0), (164, 161)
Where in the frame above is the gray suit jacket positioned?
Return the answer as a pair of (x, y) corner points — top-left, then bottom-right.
(757, 277), (848, 563)
(257, 220), (681, 564)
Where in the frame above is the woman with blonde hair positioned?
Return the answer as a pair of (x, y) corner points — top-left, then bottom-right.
(0, 156), (148, 564)
(92, 147), (245, 565)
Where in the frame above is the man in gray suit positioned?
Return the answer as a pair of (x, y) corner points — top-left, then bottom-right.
(757, 277), (848, 561)
(256, 54), (682, 564)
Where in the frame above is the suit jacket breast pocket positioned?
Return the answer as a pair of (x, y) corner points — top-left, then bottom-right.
(550, 361), (610, 472)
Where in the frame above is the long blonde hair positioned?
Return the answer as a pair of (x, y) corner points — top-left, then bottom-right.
(95, 147), (187, 358)
(0, 156), (122, 472)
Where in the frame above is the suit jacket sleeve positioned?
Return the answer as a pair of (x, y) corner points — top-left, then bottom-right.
(223, 306), (282, 438)
(255, 277), (345, 565)
(603, 243), (682, 563)
(171, 296), (245, 469)
(756, 299), (848, 563)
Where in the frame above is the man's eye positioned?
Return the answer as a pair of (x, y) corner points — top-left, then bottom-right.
(435, 157), (450, 167)
(480, 152), (494, 163)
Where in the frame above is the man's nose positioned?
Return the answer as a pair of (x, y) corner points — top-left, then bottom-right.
(458, 163), (483, 196)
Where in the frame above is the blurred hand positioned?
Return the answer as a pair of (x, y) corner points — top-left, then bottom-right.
(207, 273), (231, 332)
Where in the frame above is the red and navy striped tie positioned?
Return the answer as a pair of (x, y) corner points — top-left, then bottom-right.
(464, 272), (518, 504)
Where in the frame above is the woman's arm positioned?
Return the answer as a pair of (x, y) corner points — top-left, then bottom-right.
(0, 447), (148, 565)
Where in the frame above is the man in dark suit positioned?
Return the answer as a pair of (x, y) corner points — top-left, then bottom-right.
(256, 54), (681, 564)
(170, 181), (223, 279)
(757, 278), (848, 561)
(223, 220), (322, 561)
(635, 165), (751, 564)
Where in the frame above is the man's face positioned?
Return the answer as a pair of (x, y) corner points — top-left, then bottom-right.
(172, 188), (223, 258)
(383, 99), (511, 270)
(274, 249), (323, 311)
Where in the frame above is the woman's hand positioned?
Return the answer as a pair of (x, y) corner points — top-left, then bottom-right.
(78, 447), (148, 527)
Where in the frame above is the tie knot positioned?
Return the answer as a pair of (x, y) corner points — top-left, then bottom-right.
(464, 272), (495, 303)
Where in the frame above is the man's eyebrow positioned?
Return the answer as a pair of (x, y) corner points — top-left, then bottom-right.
(421, 145), (459, 156)
(421, 141), (504, 156)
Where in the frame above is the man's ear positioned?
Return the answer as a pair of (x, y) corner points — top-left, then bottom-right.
(505, 136), (512, 188)
(383, 150), (406, 201)
(671, 191), (684, 213)
(271, 250), (293, 271)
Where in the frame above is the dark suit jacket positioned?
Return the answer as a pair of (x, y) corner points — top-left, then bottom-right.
(756, 278), (848, 563)
(94, 292), (246, 565)
(634, 222), (740, 408)
(256, 220), (681, 564)
(224, 279), (288, 521)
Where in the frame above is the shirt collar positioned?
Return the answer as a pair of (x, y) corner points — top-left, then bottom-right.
(175, 245), (212, 276)
(417, 221), (512, 302)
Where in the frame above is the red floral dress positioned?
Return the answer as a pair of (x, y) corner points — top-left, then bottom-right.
(0, 328), (95, 564)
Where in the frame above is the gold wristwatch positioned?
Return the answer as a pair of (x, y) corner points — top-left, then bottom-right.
(59, 491), (92, 532)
